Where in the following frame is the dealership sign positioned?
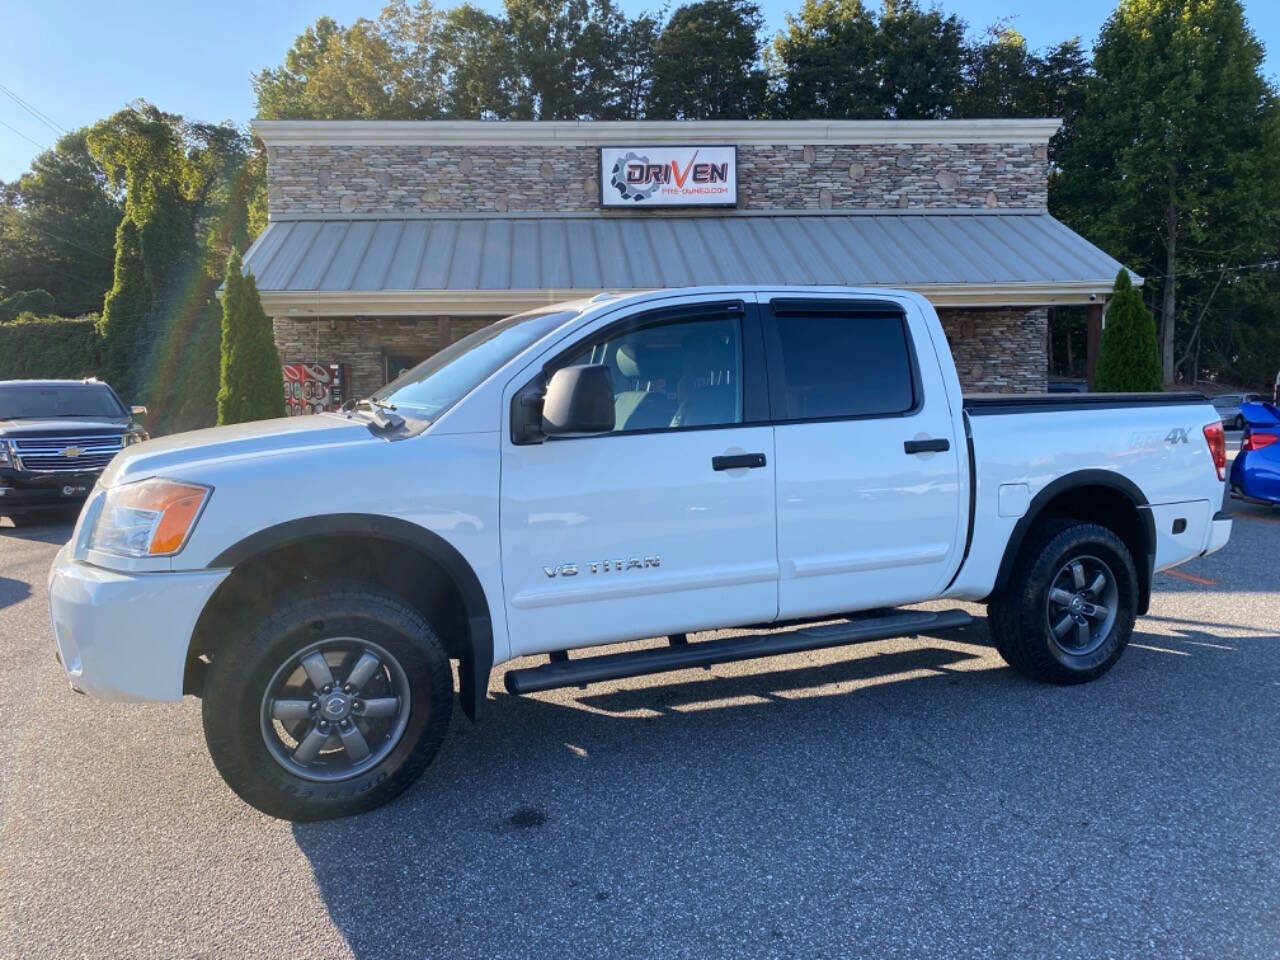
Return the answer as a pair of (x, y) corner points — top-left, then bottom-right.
(600, 146), (737, 208)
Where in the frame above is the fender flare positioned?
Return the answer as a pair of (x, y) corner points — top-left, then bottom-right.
(209, 513), (493, 721)
(990, 469), (1156, 614)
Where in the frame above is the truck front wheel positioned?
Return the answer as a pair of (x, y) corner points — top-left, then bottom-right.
(987, 521), (1137, 684)
(201, 585), (453, 820)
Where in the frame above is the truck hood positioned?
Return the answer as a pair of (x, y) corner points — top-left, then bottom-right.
(0, 417), (128, 435)
(101, 414), (376, 486)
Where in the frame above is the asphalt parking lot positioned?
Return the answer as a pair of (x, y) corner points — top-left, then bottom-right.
(2, 487), (1278, 958)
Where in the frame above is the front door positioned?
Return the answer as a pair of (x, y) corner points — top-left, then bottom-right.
(762, 294), (964, 618)
(500, 297), (778, 658)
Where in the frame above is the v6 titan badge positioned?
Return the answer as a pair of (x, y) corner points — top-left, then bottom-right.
(544, 557), (661, 578)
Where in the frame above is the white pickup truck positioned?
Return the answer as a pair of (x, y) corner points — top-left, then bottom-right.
(48, 287), (1232, 820)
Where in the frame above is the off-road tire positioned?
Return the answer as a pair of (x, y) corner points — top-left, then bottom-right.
(202, 584), (453, 821)
(987, 521), (1137, 684)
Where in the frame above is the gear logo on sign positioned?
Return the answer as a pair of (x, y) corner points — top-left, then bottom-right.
(609, 152), (661, 203)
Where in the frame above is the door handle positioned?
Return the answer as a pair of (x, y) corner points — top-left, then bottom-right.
(712, 453), (767, 471)
(903, 438), (950, 454)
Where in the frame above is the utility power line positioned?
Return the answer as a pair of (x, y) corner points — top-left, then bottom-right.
(1164, 259), (1280, 281)
(0, 82), (65, 136)
(0, 117), (46, 151)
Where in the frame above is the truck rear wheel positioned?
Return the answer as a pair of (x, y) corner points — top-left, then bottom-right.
(987, 521), (1137, 684)
(201, 584), (453, 820)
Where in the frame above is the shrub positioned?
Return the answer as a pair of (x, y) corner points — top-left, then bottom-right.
(0, 316), (103, 380)
(1095, 270), (1163, 392)
(217, 252), (283, 424)
(0, 289), (56, 322)
(97, 217), (150, 402)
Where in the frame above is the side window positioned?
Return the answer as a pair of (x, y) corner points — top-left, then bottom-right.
(771, 309), (916, 420)
(553, 308), (744, 433)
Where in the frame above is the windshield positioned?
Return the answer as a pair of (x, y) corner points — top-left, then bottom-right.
(0, 384), (126, 420)
(373, 307), (580, 419)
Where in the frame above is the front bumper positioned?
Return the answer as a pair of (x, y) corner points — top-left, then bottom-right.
(47, 546), (229, 702)
(0, 468), (98, 513)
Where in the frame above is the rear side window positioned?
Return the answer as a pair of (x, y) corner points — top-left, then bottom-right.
(771, 310), (916, 420)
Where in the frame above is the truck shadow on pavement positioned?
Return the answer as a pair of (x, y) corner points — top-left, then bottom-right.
(0, 575), (31, 611)
(0, 520), (74, 546)
(289, 618), (1275, 960)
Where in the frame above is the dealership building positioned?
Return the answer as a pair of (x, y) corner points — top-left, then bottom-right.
(246, 118), (1128, 408)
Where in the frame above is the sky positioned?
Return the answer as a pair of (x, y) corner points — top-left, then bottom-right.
(1, 0), (1277, 182)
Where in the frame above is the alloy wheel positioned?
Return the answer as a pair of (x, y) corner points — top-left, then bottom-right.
(1044, 555), (1119, 658)
(259, 637), (412, 782)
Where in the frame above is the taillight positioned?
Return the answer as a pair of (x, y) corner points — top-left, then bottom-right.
(1242, 430), (1278, 452)
(1202, 421), (1226, 480)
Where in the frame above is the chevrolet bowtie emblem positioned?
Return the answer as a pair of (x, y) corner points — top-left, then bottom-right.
(60, 446), (84, 458)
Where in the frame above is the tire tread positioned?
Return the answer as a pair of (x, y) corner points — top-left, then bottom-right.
(987, 520), (1137, 685)
(201, 582), (453, 821)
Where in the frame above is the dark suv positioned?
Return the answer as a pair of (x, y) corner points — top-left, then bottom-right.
(0, 379), (148, 526)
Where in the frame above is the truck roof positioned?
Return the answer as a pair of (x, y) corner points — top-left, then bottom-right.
(0, 378), (106, 387)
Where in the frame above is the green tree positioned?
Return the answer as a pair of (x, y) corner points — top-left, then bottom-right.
(1053, 0), (1276, 385)
(437, 5), (520, 118)
(97, 217), (149, 401)
(767, 0), (879, 119)
(254, 1), (447, 120)
(875, 0), (965, 119)
(87, 103), (259, 431)
(1095, 271), (1163, 392)
(957, 26), (1041, 118)
(609, 11), (664, 119)
(648, 0), (767, 119)
(767, 0), (969, 121)
(217, 252), (284, 424)
(0, 130), (122, 317)
(504, 0), (628, 119)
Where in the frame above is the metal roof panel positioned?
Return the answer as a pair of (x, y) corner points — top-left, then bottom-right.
(244, 212), (1134, 296)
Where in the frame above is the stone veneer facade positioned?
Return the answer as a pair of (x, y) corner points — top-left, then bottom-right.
(266, 141), (1049, 216)
(938, 308), (1048, 394)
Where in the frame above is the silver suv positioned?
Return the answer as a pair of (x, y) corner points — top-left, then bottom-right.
(1212, 393), (1263, 431)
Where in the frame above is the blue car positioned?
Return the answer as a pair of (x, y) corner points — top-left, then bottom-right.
(1229, 402), (1280, 505)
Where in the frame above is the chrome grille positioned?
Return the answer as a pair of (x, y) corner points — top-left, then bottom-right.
(10, 434), (124, 473)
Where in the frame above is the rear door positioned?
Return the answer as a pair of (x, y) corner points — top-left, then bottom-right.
(761, 295), (964, 618)
(499, 295), (778, 658)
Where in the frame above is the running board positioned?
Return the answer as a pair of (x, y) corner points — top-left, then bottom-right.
(503, 608), (973, 695)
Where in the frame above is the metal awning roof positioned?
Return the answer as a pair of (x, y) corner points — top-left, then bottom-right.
(243, 210), (1134, 315)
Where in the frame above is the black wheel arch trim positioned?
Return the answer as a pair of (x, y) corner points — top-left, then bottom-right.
(987, 469), (1157, 615)
(209, 513), (494, 722)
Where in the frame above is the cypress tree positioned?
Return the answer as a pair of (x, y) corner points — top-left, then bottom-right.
(97, 217), (151, 403)
(217, 252), (284, 424)
(1095, 270), (1163, 392)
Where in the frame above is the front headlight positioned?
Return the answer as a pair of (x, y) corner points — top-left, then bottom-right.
(121, 428), (149, 447)
(87, 478), (211, 557)
(0, 441), (11, 468)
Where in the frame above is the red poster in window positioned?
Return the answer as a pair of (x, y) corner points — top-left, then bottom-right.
(282, 363), (347, 416)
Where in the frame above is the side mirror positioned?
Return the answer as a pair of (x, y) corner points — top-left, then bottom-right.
(542, 364), (615, 437)
(130, 405), (149, 423)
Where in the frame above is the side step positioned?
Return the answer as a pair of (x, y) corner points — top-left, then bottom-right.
(503, 608), (973, 695)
